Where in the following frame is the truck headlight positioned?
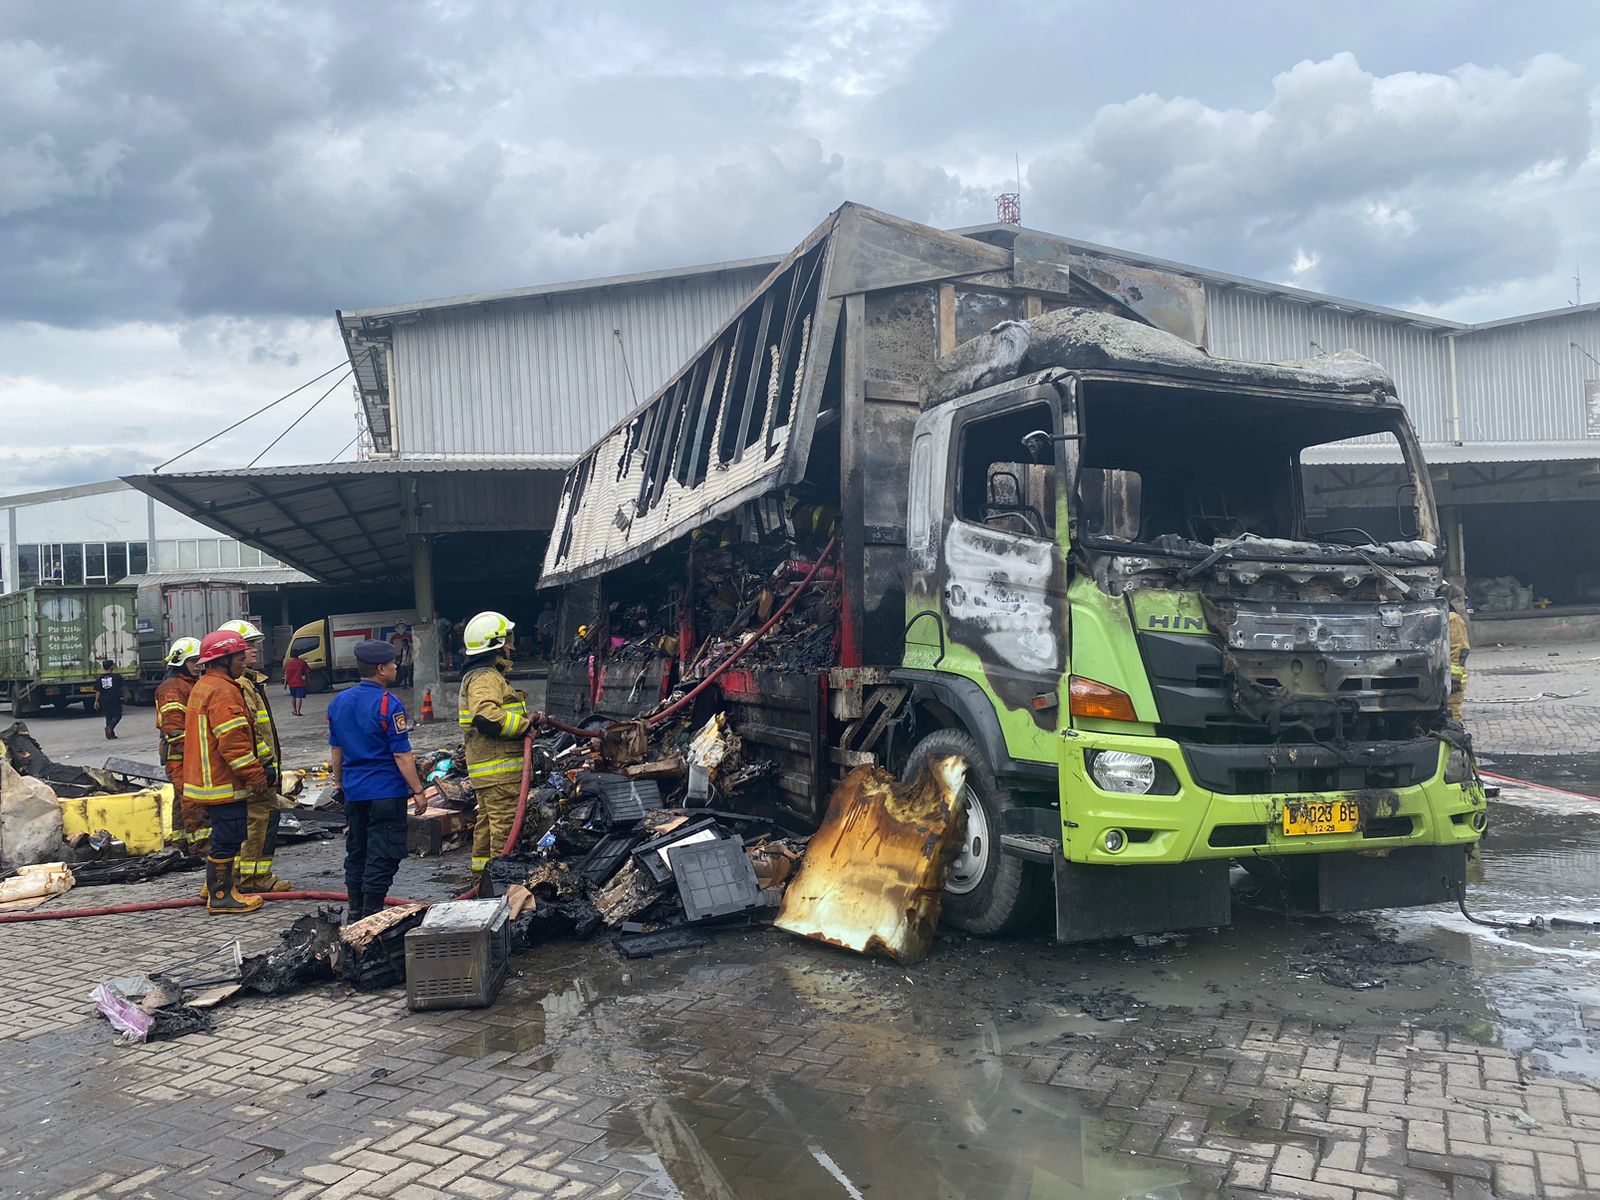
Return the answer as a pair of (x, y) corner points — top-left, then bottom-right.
(1444, 747), (1475, 785)
(1090, 751), (1157, 794)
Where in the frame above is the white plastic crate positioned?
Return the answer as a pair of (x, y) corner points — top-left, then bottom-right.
(404, 897), (510, 1010)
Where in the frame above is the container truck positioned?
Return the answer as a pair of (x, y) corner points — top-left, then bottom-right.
(130, 577), (253, 700)
(283, 609), (416, 691)
(539, 204), (1486, 942)
(0, 585), (141, 716)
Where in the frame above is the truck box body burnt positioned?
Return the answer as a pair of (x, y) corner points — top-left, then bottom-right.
(541, 203), (1485, 943)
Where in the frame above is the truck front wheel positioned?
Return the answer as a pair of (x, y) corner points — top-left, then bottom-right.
(901, 728), (1048, 935)
(308, 669), (331, 694)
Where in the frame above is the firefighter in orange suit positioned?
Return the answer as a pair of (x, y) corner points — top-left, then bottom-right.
(155, 637), (204, 858)
(182, 630), (271, 915)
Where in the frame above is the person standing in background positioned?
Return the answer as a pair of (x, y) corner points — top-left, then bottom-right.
(434, 610), (453, 673)
(94, 659), (123, 739)
(536, 602), (558, 660)
(388, 622), (415, 688)
(284, 649), (310, 717)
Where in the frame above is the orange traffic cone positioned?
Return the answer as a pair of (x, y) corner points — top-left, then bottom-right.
(421, 689), (435, 723)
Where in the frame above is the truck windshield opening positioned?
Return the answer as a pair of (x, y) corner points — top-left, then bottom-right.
(1074, 379), (1433, 555)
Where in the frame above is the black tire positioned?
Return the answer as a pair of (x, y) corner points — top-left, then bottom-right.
(308, 669), (331, 694)
(901, 727), (1049, 935)
(80, 697), (97, 715)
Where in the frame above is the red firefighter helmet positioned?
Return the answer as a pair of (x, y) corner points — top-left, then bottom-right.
(197, 630), (249, 666)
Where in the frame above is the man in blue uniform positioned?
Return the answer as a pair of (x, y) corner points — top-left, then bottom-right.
(327, 640), (428, 919)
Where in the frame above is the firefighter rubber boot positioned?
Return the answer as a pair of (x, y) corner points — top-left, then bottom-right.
(362, 894), (387, 920)
(346, 891), (365, 922)
(239, 871), (294, 894)
(206, 857), (264, 915)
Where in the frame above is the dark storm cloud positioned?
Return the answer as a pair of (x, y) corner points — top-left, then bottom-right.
(0, 1), (1596, 332)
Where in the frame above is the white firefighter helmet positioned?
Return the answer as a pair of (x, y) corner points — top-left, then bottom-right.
(218, 618), (263, 642)
(463, 611), (515, 655)
(165, 636), (202, 666)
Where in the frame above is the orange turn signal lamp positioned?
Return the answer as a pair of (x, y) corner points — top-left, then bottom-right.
(1068, 676), (1138, 722)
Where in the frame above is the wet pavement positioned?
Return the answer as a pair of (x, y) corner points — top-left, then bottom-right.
(2, 649), (1599, 1197)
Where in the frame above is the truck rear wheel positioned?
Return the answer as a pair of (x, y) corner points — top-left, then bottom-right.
(901, 728), (1048, 936)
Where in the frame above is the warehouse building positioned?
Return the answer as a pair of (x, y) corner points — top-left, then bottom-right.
(125, 206), (1600, 696)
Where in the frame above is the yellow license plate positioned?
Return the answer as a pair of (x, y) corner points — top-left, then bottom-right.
(1281, 800), (1362, 836)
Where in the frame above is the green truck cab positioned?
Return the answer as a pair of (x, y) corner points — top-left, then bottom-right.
(542, 204), (1483, 942)
(900, 326), (1482, 939)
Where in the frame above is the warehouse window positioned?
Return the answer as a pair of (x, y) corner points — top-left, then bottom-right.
(129, 542), (148, 575)
(199, 540), (219, 569)
(107, 543), (128, 581)
(220, 540), (240, 568)
(62, 544), (84, 585)
(85, 543), (107, 583)
(179, 541), (198, 570)
(18, 545), (40, 588)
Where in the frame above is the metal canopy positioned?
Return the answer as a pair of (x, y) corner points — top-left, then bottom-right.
(123, 458), (571, 586)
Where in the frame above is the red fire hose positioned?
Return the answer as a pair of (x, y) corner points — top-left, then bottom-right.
(0, 891), (420, 925)
(646, 535), (837, 726)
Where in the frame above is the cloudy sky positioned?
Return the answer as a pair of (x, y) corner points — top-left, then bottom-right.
(3, 0), (1598, 492)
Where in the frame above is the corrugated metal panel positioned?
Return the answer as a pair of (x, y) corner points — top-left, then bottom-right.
(391, 267), (771, 457)
(1206, 285), (1453, 443)
(1453, 307), (1600, 443)
(120, 568), (315, 587)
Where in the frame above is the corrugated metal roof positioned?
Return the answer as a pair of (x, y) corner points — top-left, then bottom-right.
(390, 268), (770, 457)
(122, 460), (568, 586)
(1302, 440), (1600, 465)
(118, 567), (316, 588)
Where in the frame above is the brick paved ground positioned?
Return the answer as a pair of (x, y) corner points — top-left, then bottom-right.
(1462, 638), (1600, 759)
(1, 646), (1598, 1198)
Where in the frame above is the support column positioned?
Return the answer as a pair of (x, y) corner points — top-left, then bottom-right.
(6, 505), (17, 595)
(837, 292), (867, 667)
(409, 533), (439, 700)
(1441, 505), (1467, 584)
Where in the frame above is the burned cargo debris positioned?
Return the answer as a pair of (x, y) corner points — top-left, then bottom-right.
(775, 755), (968, 964)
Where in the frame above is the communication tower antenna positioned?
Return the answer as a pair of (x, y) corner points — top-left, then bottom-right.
(996, 154), (1022, 226)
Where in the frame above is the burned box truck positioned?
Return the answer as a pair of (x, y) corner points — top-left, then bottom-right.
(540, 204), (1485, 942)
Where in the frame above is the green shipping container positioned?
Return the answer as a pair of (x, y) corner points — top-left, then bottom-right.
(0, 586), (141, 698)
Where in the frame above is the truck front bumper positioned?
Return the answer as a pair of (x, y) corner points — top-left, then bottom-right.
(1057, 731), (1485, 868)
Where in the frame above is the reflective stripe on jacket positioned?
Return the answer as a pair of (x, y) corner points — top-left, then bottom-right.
(458, 664), (529, 780)
(154, 672), (195, 767)
(181, 670), (268, 805)
(238, 671), (281, 767)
